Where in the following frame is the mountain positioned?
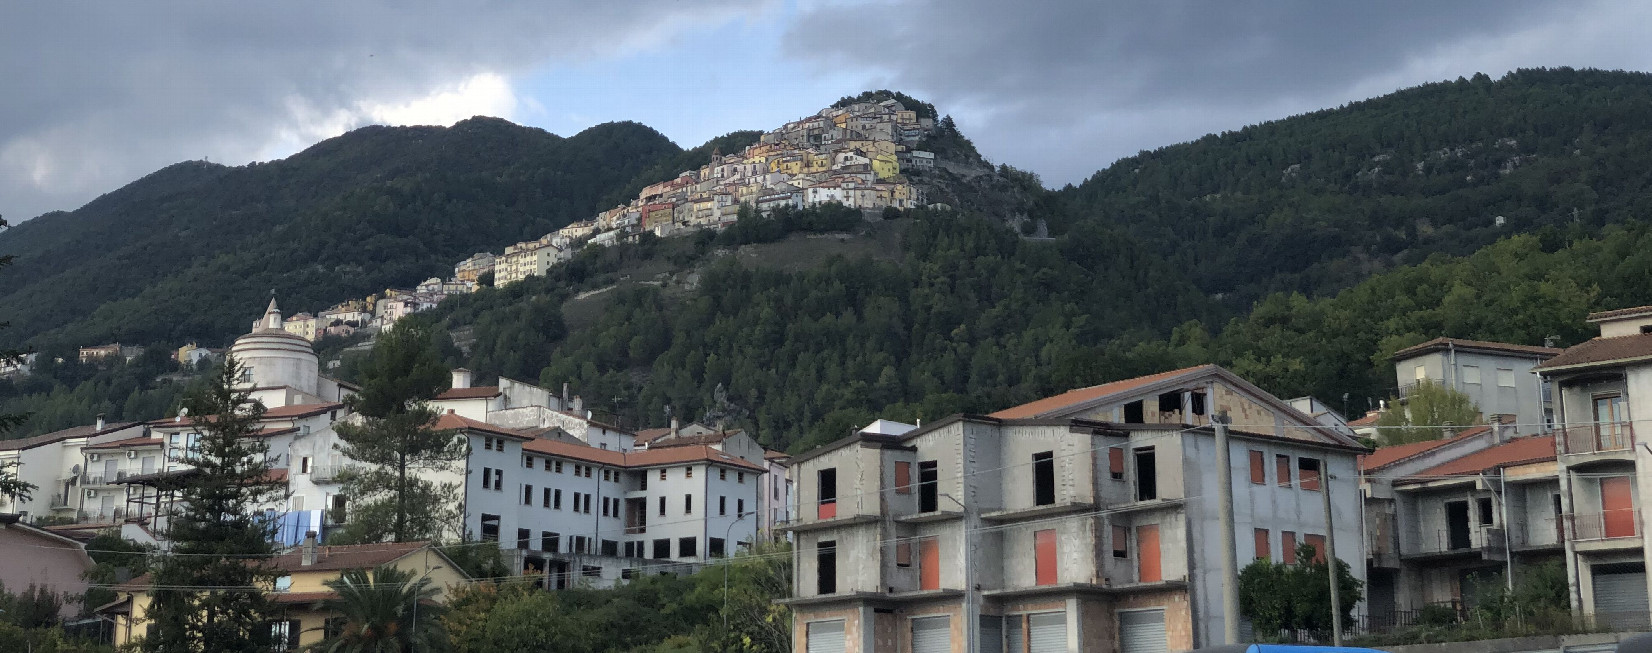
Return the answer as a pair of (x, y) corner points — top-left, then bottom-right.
(0, 117), (684, 351)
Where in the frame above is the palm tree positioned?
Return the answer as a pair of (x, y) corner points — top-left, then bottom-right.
(312, 565), (448, 652)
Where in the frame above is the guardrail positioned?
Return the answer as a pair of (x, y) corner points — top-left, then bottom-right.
(1411, 526), (1506, 556)
(1559, 423), (1635, 455)
(1567, 510), (1640, 541)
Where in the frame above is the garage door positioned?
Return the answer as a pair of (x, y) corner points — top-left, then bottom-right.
(806, 620), (845, 653)
(1028, 612), (1066, 653)
(911, 616), (951, 653)
(1593, 564), (1651, 630)
(1119, 609), (1168, 653)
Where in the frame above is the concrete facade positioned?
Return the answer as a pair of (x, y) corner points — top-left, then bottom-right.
(782, 365), (1365, 652)
(1392, 338), (1561, 436)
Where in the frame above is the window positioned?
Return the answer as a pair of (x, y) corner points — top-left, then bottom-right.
(919, 537), (940, 590)
(1249, 450), (1265, 484)
(480, 514), (500, 542)
(895, 461), (912, 494)
(652, 538), (670, 558)
(1282, 531), (1297, 564)
(584, 493), (593, 514)
(659, 496), (667, 516)
(919, 461), (939, 512)
(1463, 365), (1481, 385)
(493, 468), (503, 491)
(1112, 525), (1129, 558)
(1304, 534), (1327, 563)
(1134, 448), (1157, 501)
(686, 466), (694, 479)
(684, 494), (693, 515)
(1478, 497), (1495, 525)
(555, 460), (563, 473)
(1414, 365), (1427, 381)
(661, 469), (667, 481)
(738, 472), (746, 484)
(709, 537), (726, 557)
(818, 468), (838, 519)
(1136, 524), (1161, 583)
(582, 565), (602, 578)
(1497, 368), (1516, 388)
(542, 531), (559, 552)
(601, 497), (610, 517)
(573, 536), (589, 553)
(481, 466), (493, 490)
(602, 540), (618, 556)
(1034, 529), (1057, 585)
(543, 458), (552, 471)
(543, 487), (552, 508)
(1276, 455), (1292, 488)
(720, 468), (727, 481)
(584, 466), (593, 478)
(720, 496), (727, 516)
(1298, 458), (1321, 491)
(517, 528), (531, 549)
(1190, 391), (1207, 416)
(1123, 400), (1144, 423)
(1254, 529), (1270, 560)
(524, 455), (534, 468)
(484, 438), (494, 451)
(737, 498), (745, 516)
(817, 540), (837, 594)
(678, 536), (698, 557)
(300, 457), (311, 474)
(1032, 451), (1056, 506)
(553, 489), (563, 510)
(640, 473), (648, 491)
(1109, 447), (1125, 481)
(603, 469), (610, 481)
(523, 484), (534, 505)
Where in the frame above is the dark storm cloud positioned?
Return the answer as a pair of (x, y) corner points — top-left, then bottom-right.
(783, 0), (1611, 185)
(0, 1), (765, 221)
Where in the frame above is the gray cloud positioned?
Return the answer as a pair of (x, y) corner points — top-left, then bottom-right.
(0, 1), (766, 221)
(783, 0), (1637, 186)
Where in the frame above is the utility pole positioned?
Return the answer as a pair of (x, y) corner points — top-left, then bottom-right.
(1214, 412), (1241, 644)
(1322, 471), (1343, 647)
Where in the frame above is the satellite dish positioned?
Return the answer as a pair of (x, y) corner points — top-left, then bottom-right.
(71, 464), (82, 475)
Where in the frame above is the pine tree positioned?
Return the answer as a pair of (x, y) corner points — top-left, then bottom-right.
(332, 321), (465, 544)
(142, 356), (283, 652)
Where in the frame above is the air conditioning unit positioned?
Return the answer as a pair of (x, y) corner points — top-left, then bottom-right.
(84, 489), (97, 499)
(88, 453), (100, 462)
(128, 450), (137, 459)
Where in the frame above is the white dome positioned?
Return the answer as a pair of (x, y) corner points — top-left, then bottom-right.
(230, 299), (319, 395)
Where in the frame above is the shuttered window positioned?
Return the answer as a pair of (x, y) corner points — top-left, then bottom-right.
(1034, 529), (1057, 586)
(1028, 612), (1066, 653)
(806, 620), (846, 653)
(1136, 524), (1161, 583)
(920, 538), (941, 590)
(1282, 531), (1297, 564)
(1249, 450), (1265, 484)
(1305, 534), (1327, 563)
(1254, 528), (1270, 560)
(1108, 448), (1125, 480)
(1276, 455), (1291, 488)
(895, 461), (912, 494)
(911, 616), (951, 653)
(1299, 457), (1321, 491)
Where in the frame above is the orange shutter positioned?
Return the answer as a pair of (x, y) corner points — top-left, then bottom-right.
(1111, 525), (1129, 557)
(818, 500), (836, 520)
(1108, 448), (1125, 478)
(1136, 525), (1161, 583)
(1276, 455), (1292, 488)
(1603, 476), (1636, 538)
(1034, 529), (1057, 586)
(919, 538), (941, 590)
(1305, 534), (1327, 563)
(1254, 528), (1270, 560)
(895, 461), (912, 494)
(1300, 459), (1321, 491)
(896, 541), (912, 567)
(1249, 451), (1265, 484)
(1282, 531), (1297, 564)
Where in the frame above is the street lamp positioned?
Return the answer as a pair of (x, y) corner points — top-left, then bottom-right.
(723, 511), (751, 637)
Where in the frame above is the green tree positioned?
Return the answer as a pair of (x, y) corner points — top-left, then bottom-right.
(1238, 542), (1362, 642)
(0, 215), (37, 501)
(332, 321), (465, 544)
(142, 356), (282, 653)
(313, 565), (447, 653)
(690, 542), (792, 653)
(1373, 380), (1483, 445)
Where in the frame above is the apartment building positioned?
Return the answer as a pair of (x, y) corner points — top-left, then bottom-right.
(1537, 305), (1652, 630)
(0, 418), (145, 522)
(782, 365), (1364, 653)
(1391, 338), (1560, 435)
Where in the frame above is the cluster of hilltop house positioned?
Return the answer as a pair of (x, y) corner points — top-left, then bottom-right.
(467, 99), (938, 287)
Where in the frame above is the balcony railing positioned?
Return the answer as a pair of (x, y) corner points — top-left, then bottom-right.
(1558, 423), (1635, 455)
(308, 465), (349, 484)
(49, 493), (72, 509)
(1410, 526), (1507, 557)
(81, 471), (131, 486)
(1509, 516), (1565, 549)
(1567, 510), (1640, 541)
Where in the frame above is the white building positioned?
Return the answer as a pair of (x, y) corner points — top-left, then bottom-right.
(0, 418), (146, 522)
(1391, 338), (1560, 435)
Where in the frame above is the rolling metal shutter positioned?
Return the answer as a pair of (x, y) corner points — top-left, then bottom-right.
(911, 616), (951, 653)
(1592, 565), (1650, 631)
(1006, 615), (1025, 653)
(980, 616), (1004, 653)
(1119, 609), (1168, 653)
(1028, 612), (1067, 653)
(806, 620), (845, 653)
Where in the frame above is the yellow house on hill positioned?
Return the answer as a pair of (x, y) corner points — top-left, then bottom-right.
(103, 539), (469, 650)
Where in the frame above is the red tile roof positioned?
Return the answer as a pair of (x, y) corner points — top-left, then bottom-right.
(1588, 305), (1652, 322)
(434, 386), (501, 400)
(1359, 425), (1490, 471)
(521, 438), (764, 471)
(1401, 435), (1556, 480)
(0, 422), (140, 451)
(989, 365), (1215, 419)
(1347, 412), (1381, 428)
(433, 413), (533, 440)
(523, 438), (627, 466)
(1390, 337), (1560, 360)
(1536, 334), (1652, 371)
(83, 436), (163, 450)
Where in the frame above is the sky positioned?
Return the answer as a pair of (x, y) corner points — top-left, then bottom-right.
(3, 0), (1651, 222)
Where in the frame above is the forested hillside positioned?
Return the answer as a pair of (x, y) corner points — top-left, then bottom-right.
(0, 118), (686, 350)
(1049, 68), (1652, 305)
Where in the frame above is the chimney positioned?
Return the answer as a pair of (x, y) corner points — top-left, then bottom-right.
(96, 413), (106, 431)
(300, 531), (318, 566)
(671, 418), (680, 437)
(561, 383), (570, 410)
(571, 395), (583, 413)
(451, 368), (473, 390)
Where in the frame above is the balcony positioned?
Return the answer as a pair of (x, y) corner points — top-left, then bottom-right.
(1404, 526), (1507, 561)
(81, 471), (130, 486)
(308, 465), (349, 484)
(1558, 423), (1635, 456)
(49, 493), (72, 509)
(1509, 516), (1565, 551)
(1567, 510), (1640, 542)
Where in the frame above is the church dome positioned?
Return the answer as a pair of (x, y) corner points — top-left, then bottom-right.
(229, 298), (319, 395)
